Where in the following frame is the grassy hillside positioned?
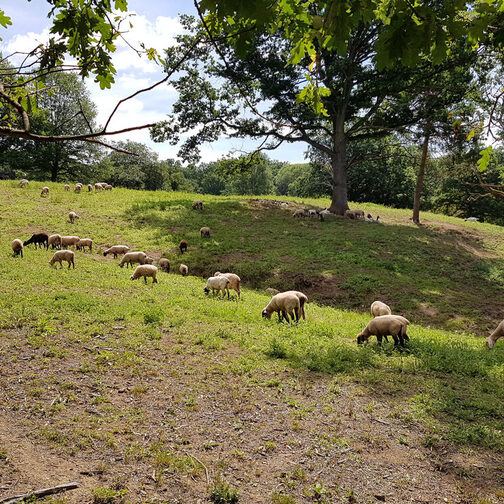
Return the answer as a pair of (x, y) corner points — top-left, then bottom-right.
(1, 180), (504, 503)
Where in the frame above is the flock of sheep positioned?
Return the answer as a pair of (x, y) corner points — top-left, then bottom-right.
(10, 181), (504, 350)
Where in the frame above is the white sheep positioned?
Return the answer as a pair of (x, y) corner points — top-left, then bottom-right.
(12, 239), (23, 258)
(282, 290), (308, 320)
(158, 258), (170, 272)
(262, 292), (301, 323)
(64, 184), (70, 192)
(40, 186), (50, 197)
(465, 217), (480, 222)
(214, 271), (241, 298)
(292, 209), (307, 218)
(87, 184), (93, 192)
(179, 264), (188, 276)
(130, 264), (158, 284)
(49, 250), (75, 269)
(61, 235), (80, 248)
(357, 315), (410, 347)
(120, 251), (149, 268)
(74, 184), (82, 193)
(266, 287), (280, 295)
(200, 226), (211, 238)
(48, 234), (62, 250)
(486, 320), (504, 349)
(69, 211), (80, 224)
(345, 209), (364, 220)
(94, 183), (103, 191)
(204, 275), (230, 298)
(371, 301), (392, 317)
(104, 184), (113, 190)
(19, 179), (29, 188)
(103, 245), (130, 258)
(76, 238), (93, 252)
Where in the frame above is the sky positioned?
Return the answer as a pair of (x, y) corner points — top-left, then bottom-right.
(0, 0), (307, 164)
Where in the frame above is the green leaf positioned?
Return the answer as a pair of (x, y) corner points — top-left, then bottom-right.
(477, 146), (493, 172)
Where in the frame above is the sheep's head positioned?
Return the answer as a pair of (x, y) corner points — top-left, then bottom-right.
(203, 287), (210, 295)
(145, 257), (154, 264)
(130, 274), (137, 281)
(262, 309), (271, 319)
(486, 337), (495, 349)
(357, 332), (369, 345)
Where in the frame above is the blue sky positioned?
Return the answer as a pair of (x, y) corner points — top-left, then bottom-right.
(0, 0), (308, 165)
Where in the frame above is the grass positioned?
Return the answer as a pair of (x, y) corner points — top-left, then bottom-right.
(1, 180), (504, 501)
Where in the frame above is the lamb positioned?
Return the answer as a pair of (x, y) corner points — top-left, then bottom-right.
(19, 179), (29, 188)
(214, 271), (241, 298)
(204, 275), (231, 298)
(76, 238), (93, 252)
(64, 184), (70, 192)
(282, 291), (308, 320)
(120, 251), (149, 268)
(486, 320), (504, 349)
(357, 315), (410, 347)
(87, 184), (93, 192)
(94, 183), (103, 191)
(179, 239), (188, 254)
(74, 184), (82, 193)
(40, 186), (49, 196)
(293, 209), (307, 218)
(200, 227), (211, 238)
(23, 233), (49, 249)
(192, 200), (203, 210)
(104, 184), (113, 190)
(48, 234), (62, 250)
(60, 235), (80, 248)
(12, 239), (23, 257)
(103, 245), (130, 258)
(371, 301), (392, 317)
(130, 264), (158, 284)
(345, 209), (365, 220)
(179, 264), (188, 276)
(49, 250), (75, 269)
(262, 292), (301, 323)
(158, 258), (170, 272)
(69, 211), (80, 223)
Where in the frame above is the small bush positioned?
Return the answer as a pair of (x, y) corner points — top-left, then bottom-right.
(209, 477), (239, 504)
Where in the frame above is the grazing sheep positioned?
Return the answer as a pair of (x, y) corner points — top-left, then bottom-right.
(179, 239), (188, 254)
(74, 184), (82, 193)
(465, 217), (480, 222)
(130, 264), (158, 284)
(104, 184), (113, 190)
(486, 320), (504, 349)
(48, 234), (62, 250)
(19, 179), (29, 188)
(76, 238), (93, 252)
(282, 291), (308, 320)
(40, 186), (49, 197)
(214, 271), (241, 298)
(120, 251), (149, 268)
(357, 315), (410, 347)
(60, 235), (80, 248)
(69, 211), (80, 224)
(49, 250), (75, 269)
(204, 275), (231, 298)
(23, 233), (49, 249)
(200, 227), (211, 238)
(192, 200), (203, 210)
(371, 301), (392, 317)
(158, 258), (170, 272)
(293, 209), (307, 218)
(179, 264), (188, 276)
(94, 183), (103, 191)
(345, 209), (364, 220)
(12, 239), (23, 258)
(266, 287), (280, 295)
(103, 245), (130, 258)
(262, 292), (301, 323)
(64, 184), (70, 192)
(87, 184), (93, 192)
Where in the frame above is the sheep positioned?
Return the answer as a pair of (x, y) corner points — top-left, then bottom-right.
(293, 209), (307, 218)
(19, 179), (29, 188)
(64, 184), (70, 192)
(130, 264), (158, 284)
(371, 301), (392, 317)
(262, 292), (301, 323)
(158, 258), (170, 272)
(104, 184), (113, 190)
(266, 287), (280, 295)
(76, 238), (93, 252)
(179, 263), (188, 276)
(119, 251), (149, 268)
(179, 239), (188, 254)
(60, 235), (80, 248)
(357, 315), (410, 347)
(345, 209), (364, 220)
(74, 184), (81, 193)
(204, 275), (231, 298)
(87, 184), (93, 192)
(103, 245), (130, 258)
(94, 183), (103, 191)
(48, 234), (62, 250)
(465, 217), (480, 222)
(69, 211), (80, 224)
(192, 200), (203, 210)
(23, 233), (49, 250)
(200, 226), (211, 238)
(49, 249), (75, 269)
(214, 271), (241, 298)
(40, 186), (49, 197)
(12, 239), (23, 257)
(486, 320), (504, 349)
(282, 290), (308, 320)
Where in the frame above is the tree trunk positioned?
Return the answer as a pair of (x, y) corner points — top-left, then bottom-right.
(328, 122), (349, 215)
(412, 127), (431, 225)
(51, 158), (59, 182)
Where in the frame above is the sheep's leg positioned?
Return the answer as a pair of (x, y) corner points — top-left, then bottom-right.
(144, 276), (147, 284)
(294, 307), (300, 323)
(277, 311), (283, 323)
(376, 335), (383, 345)
(391, 334), (400, 348)
(226, 288), (230, 299)
(282, 310), (289, 323)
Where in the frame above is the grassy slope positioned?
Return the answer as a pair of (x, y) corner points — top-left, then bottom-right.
(1, 180), (504, 503)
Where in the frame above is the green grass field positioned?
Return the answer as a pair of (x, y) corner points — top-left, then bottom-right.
(1, 180), (504, 503)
